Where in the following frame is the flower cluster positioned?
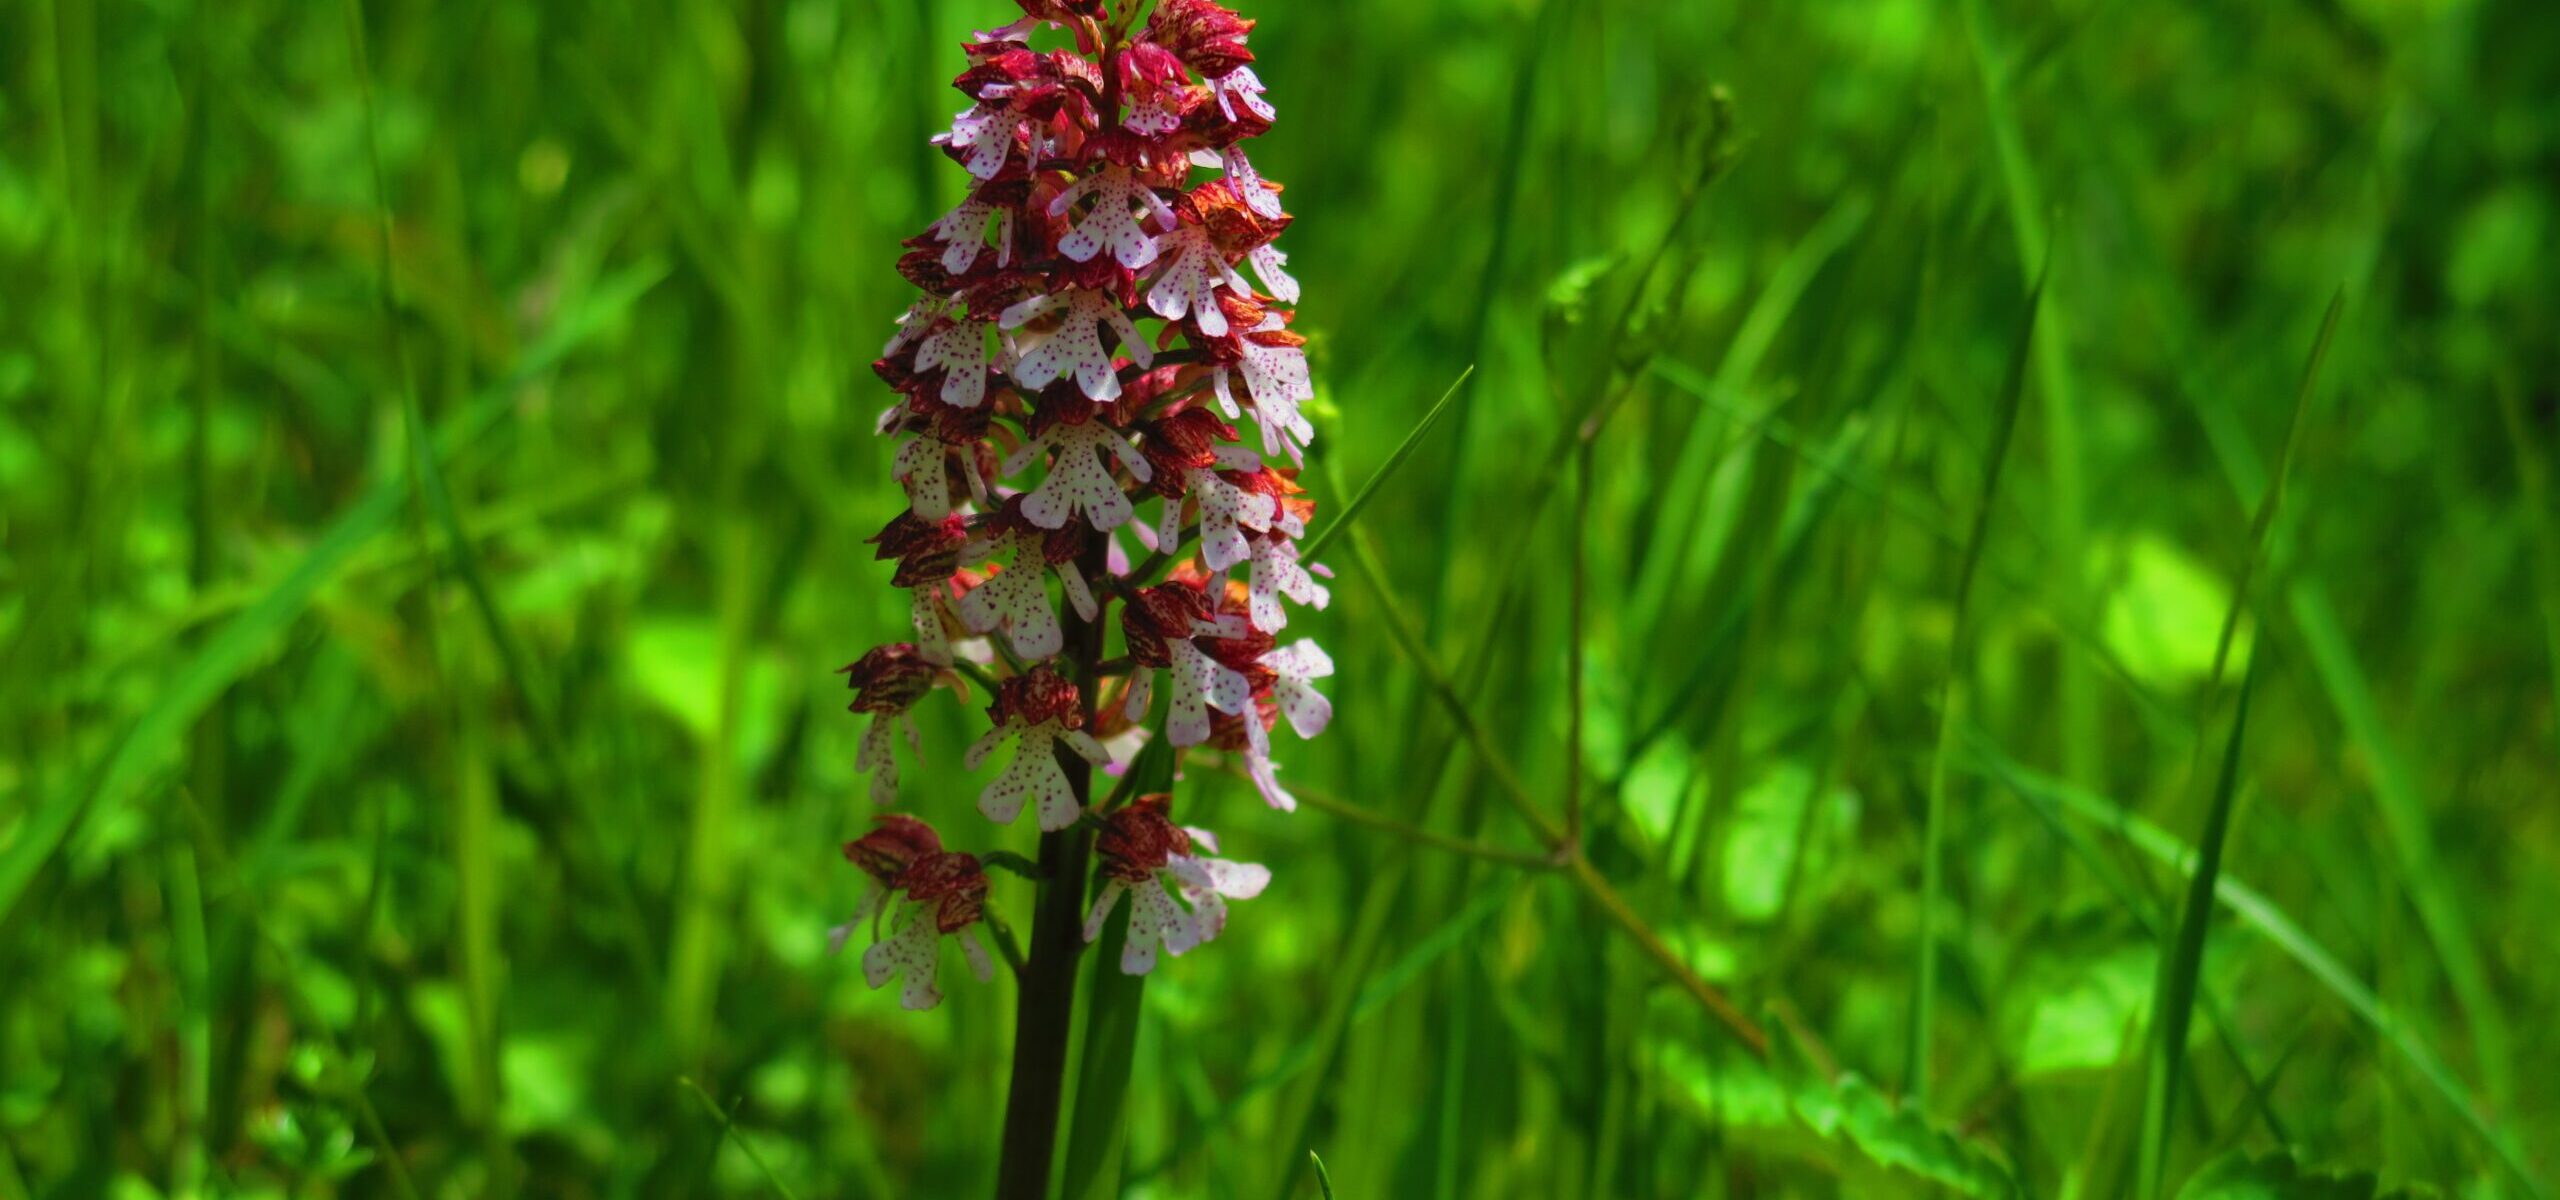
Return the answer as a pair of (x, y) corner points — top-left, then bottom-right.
(832, 0), (1328, 1010)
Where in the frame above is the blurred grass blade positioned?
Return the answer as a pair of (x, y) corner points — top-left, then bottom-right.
(2138, 293), (2338, 1197)
(2287, 580), (2513, 1111)
(1309, 1149), (1336, 1200)
(0, 249), (659, 934)
(452, 662), (509, 1185)
(2496, 383), (2560, 738)
(2136, 653), (2260, 1200)
(1912, 263), (2044, 1102)
(1058, 729), (1175, 1200)
(1128, 883), (1513, 1186)
(400, 253), (668, 995)
(679, 1080), (804, 1200)
(2003, 746), (2293, 1148)
(1338, 509), (1765, 1051)
(2173, 1149), (2415, 1199)
(1339, 520), (1550, 843)
(1963, 0), (2097, 784)
(0, 488), (393, 924)
(1302, 365), (1474, 564)
(1975, 746), (2545, 1198)
(1613, 394), (1871, 767)
(1627, 191), (1871, 629)
(1642, 358), (2182, 740)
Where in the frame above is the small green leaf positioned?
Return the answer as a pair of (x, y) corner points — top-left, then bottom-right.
(1649, 1027), (1793, 1129)
(1656, 1021), (2023, 1196)
(1794, 1072), (2023, 1199)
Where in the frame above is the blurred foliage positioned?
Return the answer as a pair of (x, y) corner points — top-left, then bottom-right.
(3, 0), (2558, 1196)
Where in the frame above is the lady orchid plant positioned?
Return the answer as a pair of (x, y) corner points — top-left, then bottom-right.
(832, 0), (1329, 1025)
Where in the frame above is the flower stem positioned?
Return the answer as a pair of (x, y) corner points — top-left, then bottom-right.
(992, 823), (1091, 1198)
(993, 540), (1111, 1199)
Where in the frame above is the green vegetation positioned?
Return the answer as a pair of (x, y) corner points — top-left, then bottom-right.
(3, 0), (2556, 1196)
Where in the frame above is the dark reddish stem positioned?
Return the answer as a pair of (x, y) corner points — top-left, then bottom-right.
(992, 537), (1112, 1198)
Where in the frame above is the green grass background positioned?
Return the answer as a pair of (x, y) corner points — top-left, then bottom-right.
(4, 0), (2558, 1196)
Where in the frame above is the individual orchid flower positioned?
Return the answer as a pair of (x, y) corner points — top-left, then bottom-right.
(862, 844), (1000, 1010)
(1136, 409), (1273, 570)
(1003, 289), (1154, 403)
(840, 644), (945, 806)
(1218, 144), (1283, 220)
(1157, 444), (1277, 572)
(1215, 314), (1316, 462)
(1261, 638), (1334, 739)
(1166, 616), (1253, 746)
(870, 511), (970, 666)
(1007, 396), (1154, 531)
(1118, 582), (1251, 743)
(1165, 822), (1265, 944)
(957, 541), (1074, 660)
(931, 194), (1015, 275)
(912, 314), (1000, 410)
(1148, 224), (1251, 336)
(1050, 165), (1175, 270)
(957, 502), (1097, 659)
(937, 102), (1031, 180)
(1206, 65), (1275, 123)
(1082, 795), (1270, 974)
(1247, 240), (1299, 304)
(964, 667), (1111, 831)
(830, 815), (945, 952)
(886, 403), (996, 519)
(1246, 535), (1328, 633)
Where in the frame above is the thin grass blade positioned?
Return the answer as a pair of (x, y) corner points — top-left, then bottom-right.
(1302, 365), (1474, 564)
(679, 1079), (806, 1200)
(1974, 746), (2545, 1198)
(1912, 262), (2045, 1102)
(1128, 883), (1514, 1186)
(2287, 580), (2514, 1111)
(2137, 653), (2261, 1199)
(2138, 292), (2340, 1196)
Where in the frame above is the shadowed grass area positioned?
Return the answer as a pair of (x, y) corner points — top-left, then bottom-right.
(3, 0), (2557, 1197)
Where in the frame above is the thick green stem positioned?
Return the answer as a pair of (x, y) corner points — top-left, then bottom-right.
(993, 540), (1110, 1199)
(992, 821), (1092, 1198)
